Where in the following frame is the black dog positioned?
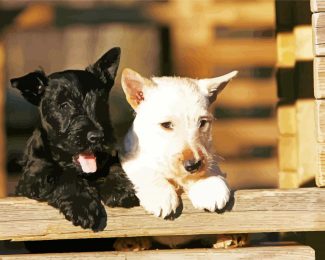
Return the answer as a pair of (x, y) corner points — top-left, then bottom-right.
(10, 47), (139, 231)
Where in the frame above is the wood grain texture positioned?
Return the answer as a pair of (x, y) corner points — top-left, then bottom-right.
(315, 100), (325, 142)
(311, 0), (325, 12)
(296, 100), (317, 185)
(315, 100), (325, 186)
(1, 188), (325, 242)
(314, 57), (325, 98)
(0, 245), (315, 260)
(317, 143), (325, 186)
(313, 13), (325, 56)
(0, 42), (6, 198)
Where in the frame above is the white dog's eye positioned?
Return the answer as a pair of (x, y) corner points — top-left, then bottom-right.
(160, 121), (174, 130)
(199, 119), (210, 129)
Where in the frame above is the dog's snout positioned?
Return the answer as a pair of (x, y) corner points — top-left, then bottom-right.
(87, 130), (104, 143)
(184, 159), (202, 173)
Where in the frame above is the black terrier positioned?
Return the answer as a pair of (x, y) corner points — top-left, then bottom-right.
(10, 47), (139, 231)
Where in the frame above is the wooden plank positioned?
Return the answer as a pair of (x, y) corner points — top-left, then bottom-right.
(316, 143), (325, 186)
(316, 100), (325, 186)
(2, 188), (325, 241)
(279, 171), (300, 189)
(294, 25), (313, 61)
(276, 32), (295, 68)
(296, 100), (317, 185)
(0, 42), (6, 198)
(314, 57), (325, 98)
(315, 99), (325, 142)
(312, 13), (325, 56)
(212, 119), (277, 158)
(311, 0), (325, 12)
(0, 245), (315, 260)
(214, 79), (277, 108)
(277, 103), (297, 135)
(278, 135), (298, 172)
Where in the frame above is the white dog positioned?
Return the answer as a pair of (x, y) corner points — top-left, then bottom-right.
(120, 68), (237, 218)
(115, 68), (238, 250)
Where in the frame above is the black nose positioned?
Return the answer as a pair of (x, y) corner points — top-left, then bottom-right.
(184, 159), (202, 173)
(87, 130), (104, 143)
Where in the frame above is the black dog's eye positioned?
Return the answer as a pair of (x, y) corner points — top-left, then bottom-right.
(59, 102), (70, 110)
(160, 122), (174, 130)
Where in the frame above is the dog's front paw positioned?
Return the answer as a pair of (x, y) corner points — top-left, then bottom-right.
(58, 197), (107, 232)
(137, 184), (180, 219)
(188, 176), (230, 212)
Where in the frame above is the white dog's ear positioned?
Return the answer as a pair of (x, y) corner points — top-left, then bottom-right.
(198, 71), (238, 104)
(121, 68), (152, 110)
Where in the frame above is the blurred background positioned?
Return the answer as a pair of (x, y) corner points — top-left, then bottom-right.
(0, 0), (281, 196)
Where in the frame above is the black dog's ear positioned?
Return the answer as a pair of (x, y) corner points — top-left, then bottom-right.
(86, 47), (121, 87)
(10, 70), (48, 106)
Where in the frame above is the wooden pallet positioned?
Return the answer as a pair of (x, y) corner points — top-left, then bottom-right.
(0, 245), (315, 260)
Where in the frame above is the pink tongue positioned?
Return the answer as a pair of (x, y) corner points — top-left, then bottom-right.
(78, 154), (97, 173)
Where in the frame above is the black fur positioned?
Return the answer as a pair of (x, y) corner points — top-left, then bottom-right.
(10, 48), (139, 231)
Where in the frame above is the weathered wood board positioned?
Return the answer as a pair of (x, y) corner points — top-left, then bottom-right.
(0, 41), (6, 198)
(296, 100), (317, 185)
(313, 13), (325, 56)
(311, 0), (325, 12)
(314, 57), (325, 98)
(1, 188), (325, 242)
(0, 245), (315, 260)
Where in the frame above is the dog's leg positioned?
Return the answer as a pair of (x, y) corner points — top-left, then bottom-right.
(133, 174), (180, 219)
(97, 165), (139, 208)
(48, 174), (107, 231)
(187, 176), (231, 212)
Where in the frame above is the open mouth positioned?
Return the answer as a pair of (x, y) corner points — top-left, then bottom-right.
(74, 151), (97, 173)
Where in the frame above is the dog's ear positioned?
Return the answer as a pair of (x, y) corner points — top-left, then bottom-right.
(121, 68), (152, 110)
(86, 47), (121, 87)
(10, 70), (48, 106)
(198, 71), (238, 104)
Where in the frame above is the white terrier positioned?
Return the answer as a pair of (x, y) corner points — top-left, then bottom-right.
(120, 68), (237, 217)
(116, 68), (238, 250)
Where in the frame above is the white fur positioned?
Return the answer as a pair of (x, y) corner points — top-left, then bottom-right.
(120, 69), (237, 218)
(188, 176), (230, 211)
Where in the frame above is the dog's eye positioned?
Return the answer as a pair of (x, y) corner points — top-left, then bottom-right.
(160, 122), (174, 130)
(199, 119), (210, 129)
(59, 102), (69, 110)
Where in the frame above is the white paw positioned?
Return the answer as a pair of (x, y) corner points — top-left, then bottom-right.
(188, 176), (230, 212)
(137, 184), (180, 218)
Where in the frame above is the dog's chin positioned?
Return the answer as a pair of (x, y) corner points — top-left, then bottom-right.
(73, 151), (98, 174)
